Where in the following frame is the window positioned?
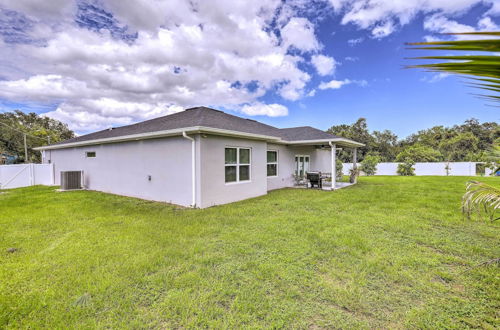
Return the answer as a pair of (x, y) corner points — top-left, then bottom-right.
(225, 147), (251, 183)
(86, 151), (96, 158)
(267, 150), (278, 177)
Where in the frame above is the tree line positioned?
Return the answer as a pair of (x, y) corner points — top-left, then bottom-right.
(0, 110), (498, 165)
(0, 110), (74, 163)
(327, 118), (499, 163)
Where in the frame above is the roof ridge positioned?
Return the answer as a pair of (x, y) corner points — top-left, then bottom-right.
(280, 126), (310, 130)
(199, 107), (281, 130)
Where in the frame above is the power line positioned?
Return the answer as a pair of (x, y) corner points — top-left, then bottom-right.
(0, 109), (52, 142)
(0, 121), (49, 142)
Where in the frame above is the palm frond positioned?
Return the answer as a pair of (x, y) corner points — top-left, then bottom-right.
(462, 181), (500, 222)
(406, 32), (500, 103)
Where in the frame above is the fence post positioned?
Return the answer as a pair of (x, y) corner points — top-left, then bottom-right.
(51, 163), (55, 185)
(30, 163), (33, 186)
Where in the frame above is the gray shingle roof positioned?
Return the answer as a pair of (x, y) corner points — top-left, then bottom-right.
(51, 106), (350, 146)
(278, 126), (340, 141)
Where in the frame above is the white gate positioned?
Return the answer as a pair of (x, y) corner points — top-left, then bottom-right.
(0, 164), (54, 189)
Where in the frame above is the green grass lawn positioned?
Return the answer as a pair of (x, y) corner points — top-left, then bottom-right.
(1, 176), (499, 328)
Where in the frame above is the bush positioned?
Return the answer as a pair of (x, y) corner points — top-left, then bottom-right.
(336, 159), (343, 180)
(397, 159), (415, 176)
(360, 154), (380, 176)
(349, 167), (360, 183)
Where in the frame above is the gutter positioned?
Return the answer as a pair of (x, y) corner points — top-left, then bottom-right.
(182, 131), (196, 208)
(287, 138), (365, 147)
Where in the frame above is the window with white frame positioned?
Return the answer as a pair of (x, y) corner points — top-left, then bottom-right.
(86, 151), (96, 158)
(267, 150), (278, 177)
(225, 147), (251, 183)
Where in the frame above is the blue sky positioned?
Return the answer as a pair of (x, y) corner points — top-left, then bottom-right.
(0, 0), (498, 138)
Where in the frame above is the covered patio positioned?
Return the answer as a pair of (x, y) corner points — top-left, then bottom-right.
(289, 138), (364, 191)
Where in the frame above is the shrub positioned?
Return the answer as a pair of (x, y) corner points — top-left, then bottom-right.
(336, 159), (343, 180)
(360, 154), (380, 176)
(349, 167), (360, 183)
(445, 162), (451, 176)
(397, 159), (415, 176)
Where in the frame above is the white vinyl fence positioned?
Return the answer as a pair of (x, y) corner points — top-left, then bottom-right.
(0, 163), (54, 189)
(342, 162), (480, 176)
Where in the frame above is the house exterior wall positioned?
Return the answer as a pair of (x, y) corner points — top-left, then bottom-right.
(266, 143), (295, 190)
(43, 136), (193, 206)
(198, 135), (268, 208)
(42, 134), (336, 208)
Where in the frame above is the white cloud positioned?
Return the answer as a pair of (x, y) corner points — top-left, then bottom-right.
(424, 15), (476, 34)
(240, 102), (288, 117)
(344, 56), (359, 62)
(478, 16), (499, 30)
(423, 14), (500, 40)
(347, 37), (364, 46)
(280, 17), (320, 52)
(0, 0), (325, 132)
(328, 0), (499, 38)
(372, 21), (394, 38)
(318, 78), (367, 90)
(318, 79), (349, 90)
(0, 0), (76, 20)
(420, 72), (450, 83)
(0, 0), (496, 133)
(311, 54), (337, 76)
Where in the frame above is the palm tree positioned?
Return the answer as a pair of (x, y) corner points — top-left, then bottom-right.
(406, 32), (500, 104)
(407, 32), (500, 222)
(462, 181), (500, 222)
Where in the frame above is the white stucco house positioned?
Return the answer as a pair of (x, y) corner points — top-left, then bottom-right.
(36, 107), (363, 208)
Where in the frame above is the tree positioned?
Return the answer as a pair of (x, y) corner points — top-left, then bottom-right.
(401, 126), (454, 150)
(326, 117), (498, 163)
(0, 110), (75, 163)
(336, 158), (343, 181)
(360, 154), (380, 176)
(396, 145), (443, 162)
(372, 130), (398, 161)
(327, 118), (375, 162)
(462, 181), (499, 222)
(439, 132), (479, 161)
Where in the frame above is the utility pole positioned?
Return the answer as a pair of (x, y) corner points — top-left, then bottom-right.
(24, 133), (28, 163)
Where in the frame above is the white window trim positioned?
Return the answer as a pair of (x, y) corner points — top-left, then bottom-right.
(86, 151), (96, 158)
(225, 146), (251, 184)
(267, 150), (278, 177)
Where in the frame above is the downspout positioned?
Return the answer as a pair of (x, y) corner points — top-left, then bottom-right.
(182, 131), (196, 208)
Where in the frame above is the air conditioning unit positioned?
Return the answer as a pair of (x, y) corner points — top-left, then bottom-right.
(60, 171), (83, 190)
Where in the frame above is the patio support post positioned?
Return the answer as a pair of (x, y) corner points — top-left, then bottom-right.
(329, 141), (336, 190)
